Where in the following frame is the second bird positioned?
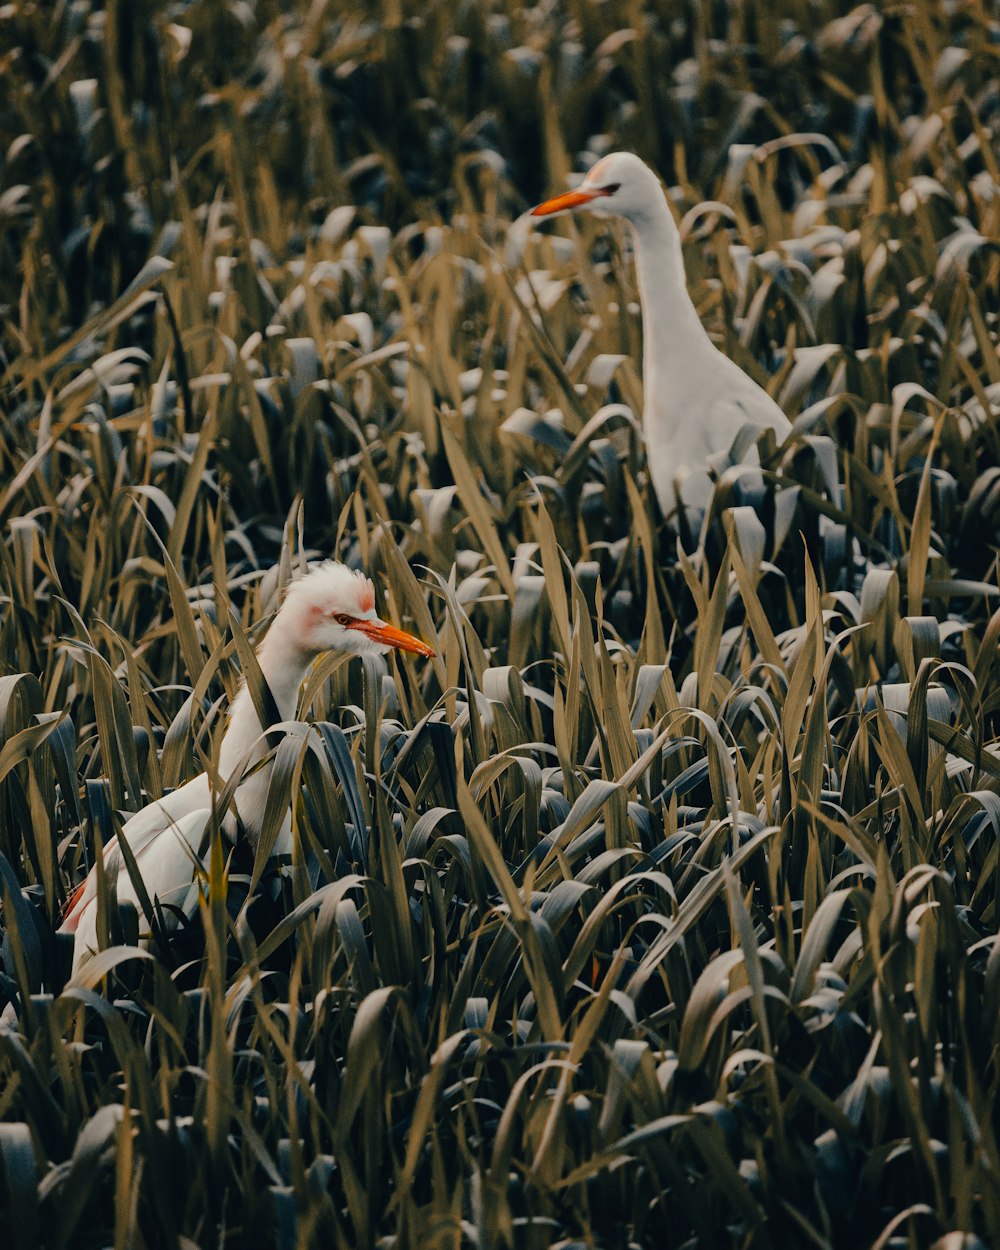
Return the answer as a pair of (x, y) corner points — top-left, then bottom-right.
(60, 561), (436, 972)
(532, 152), (792, 516)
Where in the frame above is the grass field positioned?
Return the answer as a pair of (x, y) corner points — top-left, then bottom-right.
(1, 1), (999, 1246)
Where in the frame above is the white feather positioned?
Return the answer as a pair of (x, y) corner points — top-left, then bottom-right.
(64, 803), (213, 970)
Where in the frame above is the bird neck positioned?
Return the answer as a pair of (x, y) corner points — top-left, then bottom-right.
(218, 626), (313, 777)
(629, 202), (716, 418)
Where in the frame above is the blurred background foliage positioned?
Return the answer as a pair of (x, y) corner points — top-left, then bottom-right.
(1, 0), (999, 1247)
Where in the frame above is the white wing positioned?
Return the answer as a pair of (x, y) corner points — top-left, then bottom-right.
(66, 805), (214, 971)
(647, 379), (790, 514)
(60, 773), (214, 965)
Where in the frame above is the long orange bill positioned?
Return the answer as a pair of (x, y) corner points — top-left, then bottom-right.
(352, 618), (436, 657)
(530, 187), (608, 216)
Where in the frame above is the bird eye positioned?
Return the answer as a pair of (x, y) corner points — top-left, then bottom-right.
(334, 613), (352, 626)
(602, 182), (621, 195)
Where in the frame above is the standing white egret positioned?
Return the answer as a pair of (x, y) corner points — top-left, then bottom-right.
(531, 152), (791, 515)
(60, 561), (435, 971)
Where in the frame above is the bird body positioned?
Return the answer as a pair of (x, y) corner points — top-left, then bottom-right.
(60, 561), (434, 971)
(60, 798), (214, 968)
(532, 152), (791, 514)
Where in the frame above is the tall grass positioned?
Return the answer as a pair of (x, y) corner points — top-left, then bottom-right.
(1, 0), (999, 1246)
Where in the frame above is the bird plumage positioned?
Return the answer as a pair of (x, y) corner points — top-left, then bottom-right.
(532, 151), (791, 515)
(60, 560), (434, 971)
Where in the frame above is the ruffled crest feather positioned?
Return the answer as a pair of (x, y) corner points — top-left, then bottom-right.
(283, 561), (376, 616)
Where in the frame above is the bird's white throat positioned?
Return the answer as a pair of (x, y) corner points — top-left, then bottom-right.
(629, 200), (719, 432)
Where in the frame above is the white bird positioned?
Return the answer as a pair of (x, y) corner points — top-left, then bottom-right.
(60, 561), (435, 971)
(531, 151), (791, 516)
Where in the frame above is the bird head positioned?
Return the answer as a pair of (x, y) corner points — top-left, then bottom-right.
(531, 152), (663, 224)
(281, 561), (435, 659)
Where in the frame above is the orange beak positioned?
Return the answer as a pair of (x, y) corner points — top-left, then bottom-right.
(531, 187), (608, 216)
(351, 618), (436, 657)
